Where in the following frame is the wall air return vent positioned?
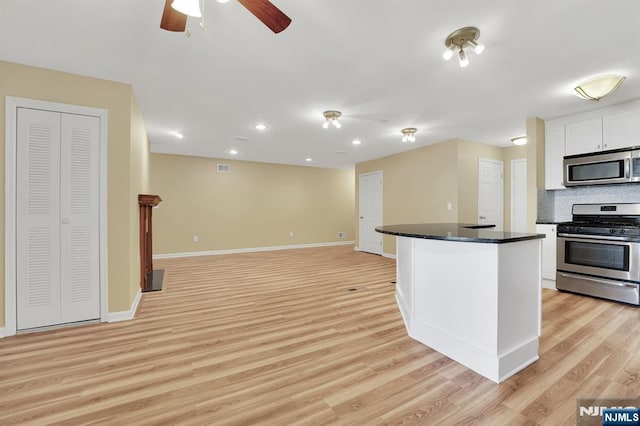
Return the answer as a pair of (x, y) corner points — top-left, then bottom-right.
(217, 164), (230, 173)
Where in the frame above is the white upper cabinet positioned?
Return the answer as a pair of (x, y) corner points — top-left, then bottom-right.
(603, 109), (640, 151)
(564, 117), (603, 156)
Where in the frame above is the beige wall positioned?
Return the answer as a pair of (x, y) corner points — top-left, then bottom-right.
(355, 138), (532, 255)
(129, 93), (151, 302)
(355, 140), (460, 254)
(0, 60), (148, 326)
(149, 153), (355, 254)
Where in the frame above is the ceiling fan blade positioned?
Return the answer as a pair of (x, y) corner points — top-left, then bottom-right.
(160, 0), (187, 32)
(236, 0), (292, 33)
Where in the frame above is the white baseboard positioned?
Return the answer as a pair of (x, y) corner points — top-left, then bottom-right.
(0, 327), (6, 338)
(353, 246), (395, 259)
(107, 289), (142, 322)
(154, 240), (355, 260)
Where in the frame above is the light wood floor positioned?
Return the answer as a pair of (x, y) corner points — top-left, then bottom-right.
(1, 245), (639, 425)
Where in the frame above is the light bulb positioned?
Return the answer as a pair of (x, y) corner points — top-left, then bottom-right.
(322, 120), (329, 129)
(171, 0), (202, 17)
(468, 40), (485, 55)
(458, 49), (469, 68)
(442, 47), (455, 61)
(333, 119), (341, 129)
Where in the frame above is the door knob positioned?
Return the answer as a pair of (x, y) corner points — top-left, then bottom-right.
(360, 216), (364, 219)
(479, 216), (486, 220)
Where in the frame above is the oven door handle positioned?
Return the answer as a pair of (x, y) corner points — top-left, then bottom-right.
(557, 272), (639, 288)
(557, 233), (636, 242)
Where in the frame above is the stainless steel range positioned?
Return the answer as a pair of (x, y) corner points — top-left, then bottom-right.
(557, 203), (640, 306)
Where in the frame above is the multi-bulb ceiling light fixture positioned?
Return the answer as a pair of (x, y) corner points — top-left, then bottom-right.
(442, 27), (485, 68)
(401, 128), (417, 143)
(322, 110), (342, 129)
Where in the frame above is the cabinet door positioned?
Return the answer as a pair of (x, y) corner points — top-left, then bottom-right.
(536, 224), (557, 283)
(603, 109), (640, 150)
(564, 117), (603, 156)
(544, 125), (565, 190)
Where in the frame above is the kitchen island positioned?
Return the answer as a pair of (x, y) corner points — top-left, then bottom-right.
(376, 223), (545, 383)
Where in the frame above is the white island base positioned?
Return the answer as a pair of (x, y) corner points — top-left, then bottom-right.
(395, 236), (542, 383)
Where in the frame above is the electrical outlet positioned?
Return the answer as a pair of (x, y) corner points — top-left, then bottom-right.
(289, 231), (294, 237)
(447, 202), (453, 211)
(193, 235), (199, 242)
(337, 231), (347, 239)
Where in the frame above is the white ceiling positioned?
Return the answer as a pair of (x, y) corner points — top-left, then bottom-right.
(2, 0), (639, 169)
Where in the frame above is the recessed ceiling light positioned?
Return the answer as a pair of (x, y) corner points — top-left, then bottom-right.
(254, 123), (268, 131)
(305, 158), (312, 162)
(352, 139), (361, 145)
(169, 130), (183, 139)
(217, 0), (230, 3)
(229, 149), (238, 155)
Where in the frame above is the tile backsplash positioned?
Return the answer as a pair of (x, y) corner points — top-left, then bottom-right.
(538, 184), (640, 222)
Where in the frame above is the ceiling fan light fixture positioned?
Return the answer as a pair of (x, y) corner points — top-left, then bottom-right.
(511, 136), (527, 146)
(322, 110), (342, 129)
(401, 127), (417, 143)
(171, 0), (202, 17)
(574, 75), (627, 101)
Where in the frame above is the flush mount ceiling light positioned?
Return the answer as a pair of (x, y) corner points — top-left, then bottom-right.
(322, 110), (342, 129)
(254, 123), (268, 130)
(352, 139), (362, 145)
(442, 27), (485, 68)
(401, 127), (417, 143)
(511, 136), (527, 146)
(574, 75), (627, 101)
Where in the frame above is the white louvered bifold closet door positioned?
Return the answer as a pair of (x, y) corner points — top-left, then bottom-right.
(16, 108), (100, 330)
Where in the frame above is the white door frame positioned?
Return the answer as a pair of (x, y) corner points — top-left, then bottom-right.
(4, 96), (108, 337)
(510, 158), (527, 233)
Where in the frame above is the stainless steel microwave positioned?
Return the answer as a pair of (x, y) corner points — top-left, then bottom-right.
(564, 147), (640, 186)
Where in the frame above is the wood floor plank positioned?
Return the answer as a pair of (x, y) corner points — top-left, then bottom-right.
(0, 245), (638, 425)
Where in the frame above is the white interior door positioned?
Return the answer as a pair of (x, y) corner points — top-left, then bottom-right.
(358, 171), (383, 255)
(478, 159), (504, 231)
(16, 108), (62, 329)
(16, 108), (100, 330)
(510, 159), (527, 233)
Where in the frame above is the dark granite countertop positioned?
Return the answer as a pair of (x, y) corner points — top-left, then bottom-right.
(375, 223), (546, 244)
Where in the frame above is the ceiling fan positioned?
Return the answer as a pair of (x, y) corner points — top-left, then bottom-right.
(160, 0), (292, 34)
